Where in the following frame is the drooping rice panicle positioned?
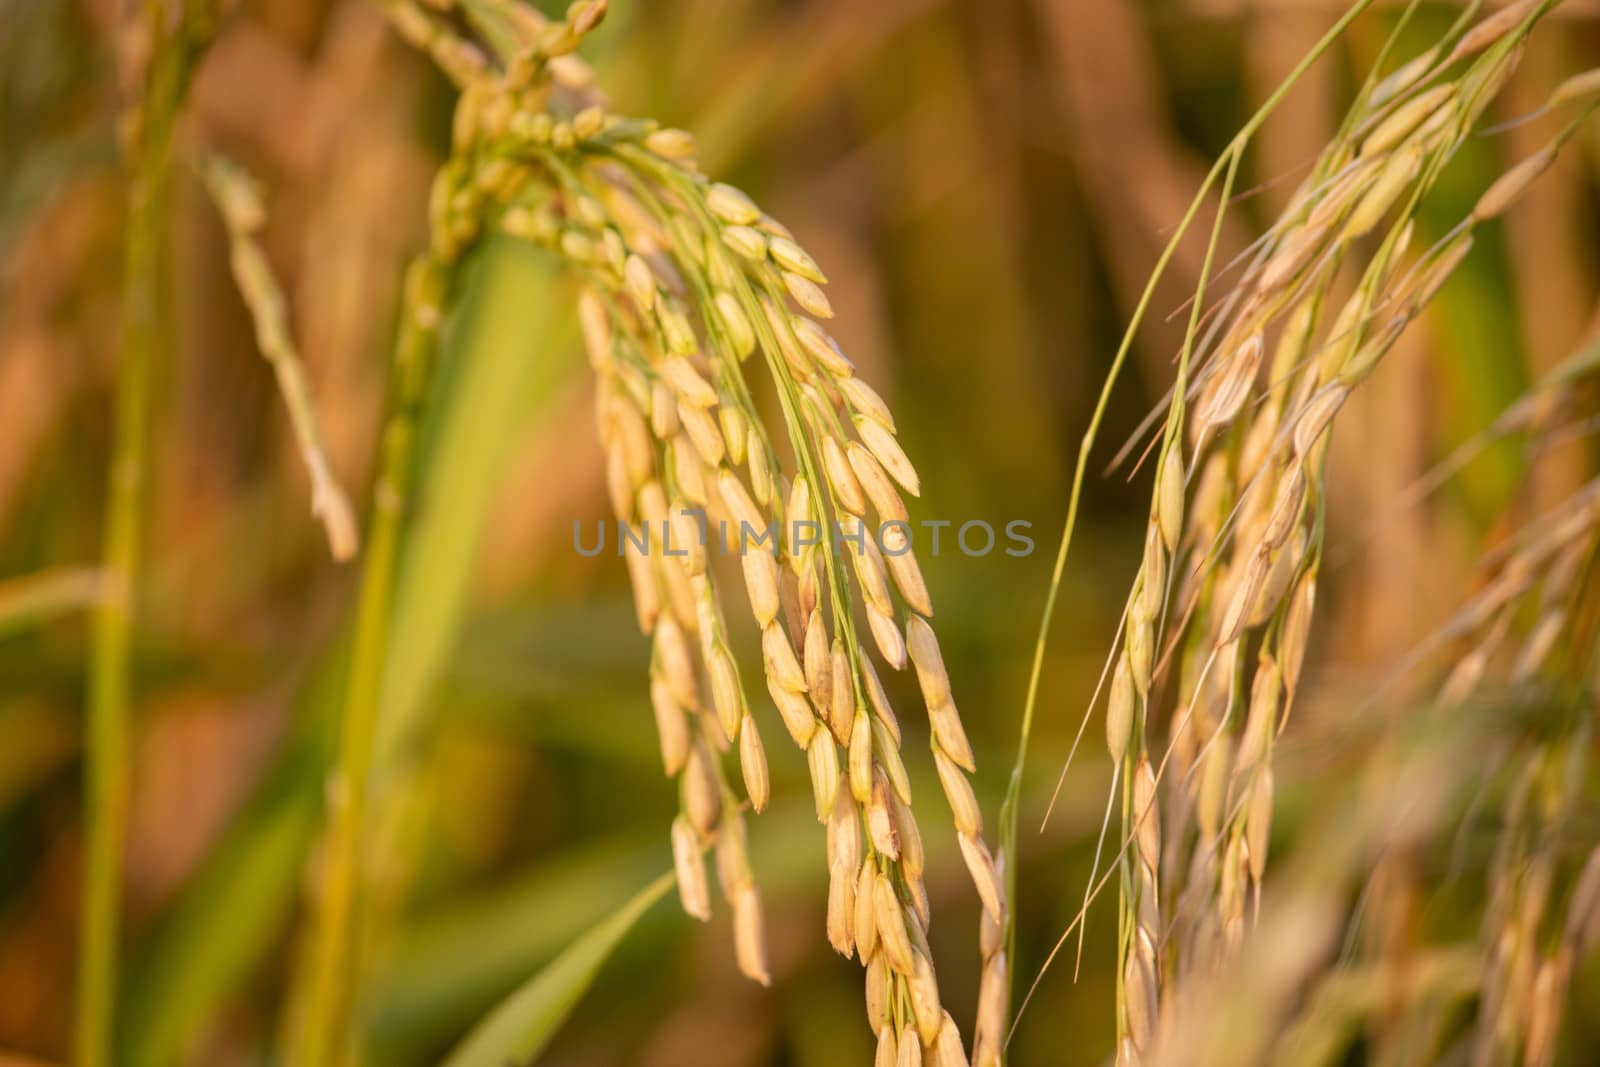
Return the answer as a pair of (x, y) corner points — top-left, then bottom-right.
(310, 0), (1009, 1058)
(1057, 4), (1584, 1058)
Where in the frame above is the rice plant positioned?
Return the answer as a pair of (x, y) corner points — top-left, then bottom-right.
(0, 0), (1598, 1064)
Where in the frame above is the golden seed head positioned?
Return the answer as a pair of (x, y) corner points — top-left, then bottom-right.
(1280, 574), (1316, 696)
(1106, 655), (1134, 764)
(766, 674), (817, 748)
(808, 732), (841, 820)
(849, 710), (874, 803)
(721, 224), (768, 261)
(645, 127), (696, 159)
(830, 642), (856, 743)
(739, 716), (770, 812)
(732, 886), (771, 986)
(802, 606), (831, 700)
(649, 381), (678, 439)
(1370, 47), (1438, 109)
(1127, 616), (1153, 697)
(1245, 768), (1274, 881)
(909, 949), (943, 1046)
(958, 831), (1004, 923)
(859, 656), (901, 743)
(823, 436), (868, 515)
(1474, 147), (1555, 222)
(928, 696), (975, 774)
(827, 862), (857, 958)
(1156, 442), (1185, 551)
(707, 182), (763, 225)
(856, 860), (882, 965)
(1293, 383), (1348, 458)
(884, 537), (932, 617)
(867, 603), (908, 670)
(849, 443), (910, 524)
(717, 470), (766, 540)
(649, 678), (687, 775)
(1446, 0), (1539, 65)
(841, 377), (895, 430)
(715, 290), (757, 358)
(1198, 733), (1233, 842)
(858, 419), (921, 497)
(905, 615), (949, 700)
(1551, 67), (1600, 110)
(668, 507), (706, 576)
(787, 473), (814, 530)
(769, 235), (827, 283)
(934, 749), (981, 837)
(742, 547), (780, 630)
(621, 542), (659, 633)
(1132, 756), (1160, 869)
(623, 253), (657, 311)
(874, 1028), (898, 1067)
(762, 620), (807, 693)
(873, 874), (915, 974)
(718, 404), (749, 466)
(663, 355), (717, 408)
(715, 809), (752, 896)
(670, 816), (711, 921)
(659, 302), (699, 356)
(827, 785), (862, 874)
(784, 271), (834, 318)
(1123, 938), (1157, 1051)
(1344, 143), (1422, 239)
(867, 772), (899, 861)
(655, 615), (698, 706)
(793, 316), (855, 376)
(873, 717), (913, 804)
(683, 743), (722, 836)
(709, 645), (743, 740)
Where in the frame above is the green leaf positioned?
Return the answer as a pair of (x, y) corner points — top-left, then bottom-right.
(439, 870), (674, 1067)
(376, 235), (579, 768)
(122, 236), (576, 1063)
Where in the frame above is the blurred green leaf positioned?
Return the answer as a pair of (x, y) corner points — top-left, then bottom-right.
(377, 235), (579, 768)
(124, 760), (319, 1066)
(438, 869), (673, 1067)
(123, 235), (577, 1063)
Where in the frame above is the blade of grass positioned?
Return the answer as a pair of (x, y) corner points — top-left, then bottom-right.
(124, 238), (574, 1064)
(376, 238), (579, 767)
(123, 762), (322, 1066)
(79, 2), (216, 1062)
(439, 870), (675, 1067)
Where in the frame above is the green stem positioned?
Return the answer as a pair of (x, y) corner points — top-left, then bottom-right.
(292, 256), (448, 1067)
(79, 3), (214, 1063)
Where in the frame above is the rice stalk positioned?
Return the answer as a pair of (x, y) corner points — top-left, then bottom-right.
(291, 91), (482, 1067)
(79, 1), (218, 1062)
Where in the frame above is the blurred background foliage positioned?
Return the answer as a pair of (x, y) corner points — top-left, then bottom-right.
(1, 0), (1599, 1063)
